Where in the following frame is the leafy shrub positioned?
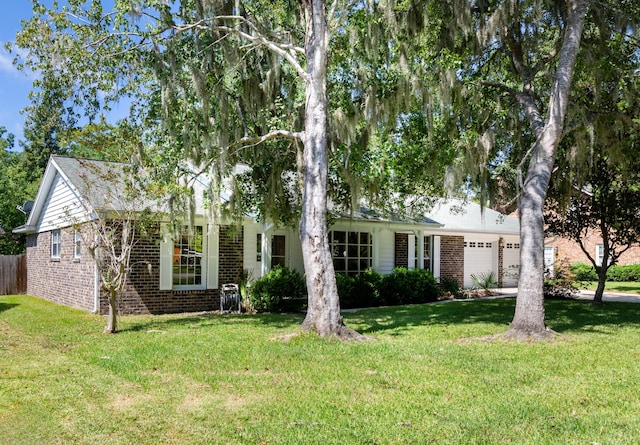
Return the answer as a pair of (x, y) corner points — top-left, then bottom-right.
(438, 276), (462, 299)
(571, 262), (640, 282)
(570, 262), (597, 281)
(606, 264), (640, 282)
(470, 271), (498, 293)
(336, 269), (383, 309)
(543, 280), (579, 300)
(546, 259), (580, 299)
(249, 266), (307, 313)
(379, 268), (439, 305)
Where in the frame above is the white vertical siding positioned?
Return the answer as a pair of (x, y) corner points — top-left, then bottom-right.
(38, 173), (90, 232)
(376, 229), (395, 275)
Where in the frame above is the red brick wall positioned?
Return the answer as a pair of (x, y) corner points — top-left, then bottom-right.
(394, 233), (409, 268)
(28, 223), (245, 315)
(440, 235), (464, 286)
(546, 230), (640, 266)
(25, 227), (96, 311)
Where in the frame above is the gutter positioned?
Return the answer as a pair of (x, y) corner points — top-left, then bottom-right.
(92, 262), (100, 314)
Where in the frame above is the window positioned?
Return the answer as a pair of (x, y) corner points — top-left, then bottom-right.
(173, 225), (204, 287)
(596, 244), (605, 266)
(160, 223), (217, 291)
(330, 231), (372, 275)
(478, 242), (484, 248)
(256, 233), (262, 262)
(51, 229), (61, 259)
(74, 230), (82, 259)
(469, 242), (476, 248)
(271, 235), (286, 268)
(424, 236), (432, 271)
(486, 242), (492, 248)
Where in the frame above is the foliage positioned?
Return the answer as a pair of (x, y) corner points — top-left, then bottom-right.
(335, 269), (383, 309)
(573, 263), (640, 283)
(0, 129), (39, 254)
(547, 156), (640, 303)
(249, 266), (307, 313)
(70, 159), (159, 333)
(606, 265), (640, 282)
(437, 275), (462, 299)
(570, 262), (599, 282)
(5, 295), (640, 444)
(378, 267), (440, 306)
(544, 258), (579, 300)
(470, 271), (498, 293)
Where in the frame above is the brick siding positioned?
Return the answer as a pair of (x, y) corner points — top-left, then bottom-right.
(27, 223), (244, 315)
(439, 235), (464, 287)
(25, 227), (96, 311)
(394, 233), (409, 268)
(546, 230), (640, 266)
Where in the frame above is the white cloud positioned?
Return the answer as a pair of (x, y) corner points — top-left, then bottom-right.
(0, 44), (36, 80)
(0, 50), (18, 76)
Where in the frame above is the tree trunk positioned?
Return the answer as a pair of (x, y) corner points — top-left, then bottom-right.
(104, 288), (118, 333)
(298, 0), (364, 340)
(593, 267), (606, 305)
(506, 0), (588, 340)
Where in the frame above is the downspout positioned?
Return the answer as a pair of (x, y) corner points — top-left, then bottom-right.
(92, 261), (100, 314)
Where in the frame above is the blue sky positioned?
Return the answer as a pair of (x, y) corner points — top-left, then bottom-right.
(0, 1), (36, 149)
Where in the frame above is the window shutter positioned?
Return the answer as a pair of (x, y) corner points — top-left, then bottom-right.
(159, 223), (173, 290)
(206, 224), (219, 289)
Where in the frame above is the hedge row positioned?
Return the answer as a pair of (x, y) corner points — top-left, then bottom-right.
(249, 266), (441, 312)
(337, 267), (440, 309)
(570, 262), (640, 282)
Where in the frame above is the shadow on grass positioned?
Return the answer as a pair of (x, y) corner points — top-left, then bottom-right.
(116, 298), (640, 338)
(0, 302), (20, 314)
(120, 311), (304, 333)
(343, 298), (640, 336)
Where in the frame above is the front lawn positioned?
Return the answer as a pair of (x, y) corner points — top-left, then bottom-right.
(1, 295), (640, 444)
(577, 281), (640, 294)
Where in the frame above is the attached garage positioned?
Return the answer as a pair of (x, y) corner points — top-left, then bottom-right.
(463, 239), (499, 288)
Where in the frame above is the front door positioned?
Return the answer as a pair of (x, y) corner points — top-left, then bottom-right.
(271, 235), (287, 268)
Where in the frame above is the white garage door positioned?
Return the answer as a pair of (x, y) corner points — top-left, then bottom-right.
(502, 242), (520, 287)
(464, 240), (498, 288)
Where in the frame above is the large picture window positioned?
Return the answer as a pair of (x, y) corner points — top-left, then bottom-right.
(173, 225), (204, 287)
(330, 231), (372, 275)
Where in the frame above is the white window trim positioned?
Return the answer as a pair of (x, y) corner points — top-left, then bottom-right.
(159, 223), (219, 291)
(596, 243), (605, 267)
(51, 229), (61, 259)
(74, 230), (82, 259)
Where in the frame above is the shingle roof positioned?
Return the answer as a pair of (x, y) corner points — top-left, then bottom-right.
(427, 199), (520, 235)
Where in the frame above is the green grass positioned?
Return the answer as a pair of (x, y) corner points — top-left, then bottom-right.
(577, 281), (640, 294)
(2, 295), (640, 444)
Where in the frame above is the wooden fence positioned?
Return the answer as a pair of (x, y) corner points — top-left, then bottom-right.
(0, 255), (27, 295)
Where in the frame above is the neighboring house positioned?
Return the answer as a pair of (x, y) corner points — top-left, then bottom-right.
(15, 156), (521, 315)
(544, 232), (640, 273)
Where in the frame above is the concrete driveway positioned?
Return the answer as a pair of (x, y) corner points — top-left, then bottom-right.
(495, 287), (640, 303)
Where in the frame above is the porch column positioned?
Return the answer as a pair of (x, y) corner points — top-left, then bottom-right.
(432, 235), (441, 280)
(261, 224), (273, 277)
(372, 228), (380, 271)
(416, 230), (425, 270)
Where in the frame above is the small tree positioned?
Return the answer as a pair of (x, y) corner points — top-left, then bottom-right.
(70, 159), (158, 333)
(546, 159), (640, 305)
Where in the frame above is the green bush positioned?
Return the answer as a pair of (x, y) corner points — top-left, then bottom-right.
(570, 262), (640, 282)
(606, 264), (640, 282)
(249, 266), (307, 313)
(438, 276), (461, 299)
(570, 262), (597, 281)
(336, 269), (383, 309)
(379, 268), (440, 305)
